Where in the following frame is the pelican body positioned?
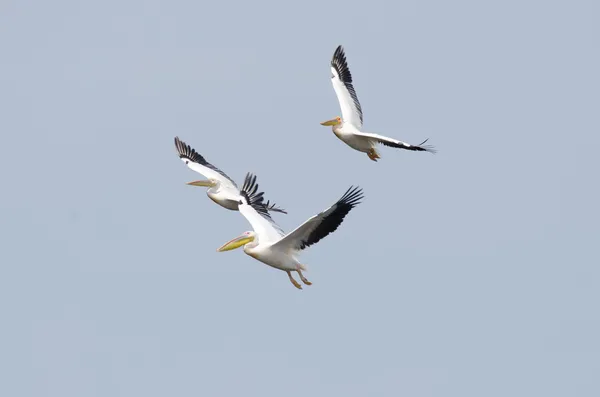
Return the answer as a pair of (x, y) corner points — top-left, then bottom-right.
(174, 136), (286, 214)
(321, 45), (436, 161)
(217, 173), (364, 289)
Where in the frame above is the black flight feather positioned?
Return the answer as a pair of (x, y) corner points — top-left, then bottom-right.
(174, 136), (237, 186)
(239, 173), (286, 218)
(299, 186), (364, 250)
(379, 137), (437, 153)
(331, 45), (364, 125)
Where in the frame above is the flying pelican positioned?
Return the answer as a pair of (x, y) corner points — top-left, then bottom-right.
(174, 136), (286, 214)
(217, 173), (364, 289)
(321, 45), (436, 161)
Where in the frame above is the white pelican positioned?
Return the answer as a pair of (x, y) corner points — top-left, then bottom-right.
(217, 173), (364, 289)
(321, 45), (437, 161)
(174, 136), (286, 214)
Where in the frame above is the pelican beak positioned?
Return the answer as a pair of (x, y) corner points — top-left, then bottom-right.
(186, 180), (214, 187)
(217, 234), (254, 252)
(320, 118), (340, 126)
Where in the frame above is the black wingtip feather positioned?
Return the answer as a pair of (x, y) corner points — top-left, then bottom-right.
(379, 137), (437, 154)
(240, 173), (286, 219)
(416, 138), (437, 154)
(298, 186), (364, 250)
(332, 45), (352, 84)
(265, 200), (288, 214)
(331, 45), (364, 125)
(174, 136), (238, 185)
(338, 185), (364, 207)
(174, 136), (208, 164)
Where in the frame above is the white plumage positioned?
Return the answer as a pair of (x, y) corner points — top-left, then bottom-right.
(217, 173), (364, 289)
(321, 45), (437, 161)
(174, 136), (286, 214)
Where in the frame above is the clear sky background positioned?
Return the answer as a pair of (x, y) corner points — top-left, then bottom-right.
(1, 1), (599, 396)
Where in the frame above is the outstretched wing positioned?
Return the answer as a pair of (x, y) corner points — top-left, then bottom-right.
(354, 132), (437, 153)
(237, 173), (286, 243)
(174, 136), (238, 188)
(272, 186), (364, 252)
(330, 45), (363, 129)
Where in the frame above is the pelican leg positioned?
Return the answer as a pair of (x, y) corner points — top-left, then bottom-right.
(297, 270), (312, 286)
(367, 148), (380, 162)
(287, 271), (303, 290)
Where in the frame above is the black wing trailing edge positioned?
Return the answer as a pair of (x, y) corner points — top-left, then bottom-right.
(331, 45), (363, 125)
(239, 173), (287, 218)
(379, 137), (437, 154)
(174, 136), (237, 185)
(299, 186), (364, 250)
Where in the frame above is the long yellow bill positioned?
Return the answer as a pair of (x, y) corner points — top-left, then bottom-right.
(320, 118), (340, 126)
(217, 235), (254, 252)
(187, 180), (214, 187)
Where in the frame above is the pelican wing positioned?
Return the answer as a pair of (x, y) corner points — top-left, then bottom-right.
(354, 132), (437, 153)
(174, 136), (238, 188)
(263, 200), (288, 214)
(331, 45), (363, 129)
(272, 186), (363, 252)
(238, 173), (285, 242)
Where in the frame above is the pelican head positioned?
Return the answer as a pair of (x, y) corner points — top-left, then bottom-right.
(186, 179), (217, 188)
(217, 231), (257, 252)
(320, 116), (342, 126)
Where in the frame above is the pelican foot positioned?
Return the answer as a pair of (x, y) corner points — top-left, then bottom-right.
(367, 148), (380, 161)
(287, 271), (303, 290)
(297, 270), (312, 286)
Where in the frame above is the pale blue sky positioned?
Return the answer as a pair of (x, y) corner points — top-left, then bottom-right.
(1, 0), (599, 396)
